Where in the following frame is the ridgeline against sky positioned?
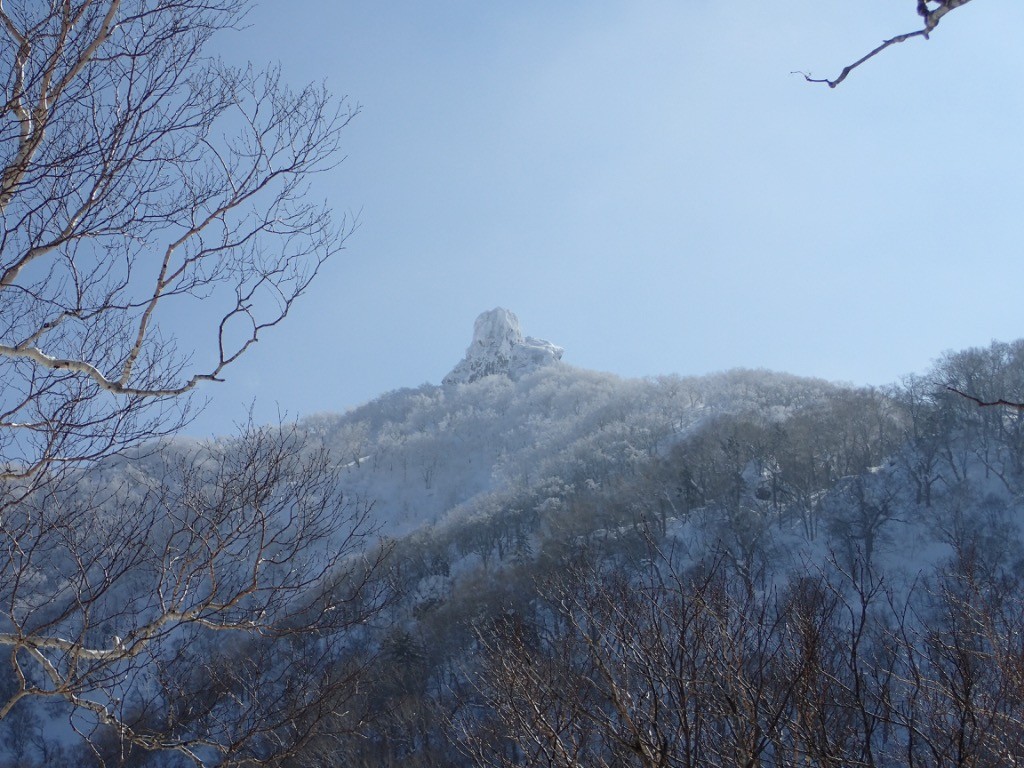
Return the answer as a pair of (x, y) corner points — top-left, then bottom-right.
(185, 1), (1024, 436)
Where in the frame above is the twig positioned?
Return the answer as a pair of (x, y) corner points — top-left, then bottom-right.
(796, 0), (976, 88)
(946, 386), (1024, 411)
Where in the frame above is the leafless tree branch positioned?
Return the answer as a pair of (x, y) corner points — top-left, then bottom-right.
(0, 0), (356, 480)
(946, 386), (1024, 411)
(797, 0), (976, 88)
(0, 1), (381, 762)
(0, 421), (390, 763)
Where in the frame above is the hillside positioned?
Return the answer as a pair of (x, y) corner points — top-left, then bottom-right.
(3, 312), (1024, 766)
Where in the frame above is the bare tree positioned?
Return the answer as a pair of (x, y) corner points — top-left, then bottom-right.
(0, 421), (391, 765)
(466, 552), (841, 768)
(887, 547), (1024, 767)
(467, 537), (1024, 768)
(0, 0), (353, 480)
(0, 1), (374, 763)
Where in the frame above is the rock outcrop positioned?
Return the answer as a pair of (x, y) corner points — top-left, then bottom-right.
(443, 308), (563, 386)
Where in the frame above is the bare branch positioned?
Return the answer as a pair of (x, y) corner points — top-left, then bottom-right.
(0, 2), (380, 763)
(0, 1), (355, 476)
(945, 386), (1024, 411)
(799, 0), (977, 88)
(0, 421), (389, 762)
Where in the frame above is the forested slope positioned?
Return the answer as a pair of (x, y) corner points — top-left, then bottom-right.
(5, 339), (1024, 766)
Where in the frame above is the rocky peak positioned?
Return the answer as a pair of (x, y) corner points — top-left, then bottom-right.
(443, 308), (563, 386)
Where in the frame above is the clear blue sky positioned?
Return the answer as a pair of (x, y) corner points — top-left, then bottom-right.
(186, 0), (1024, 436)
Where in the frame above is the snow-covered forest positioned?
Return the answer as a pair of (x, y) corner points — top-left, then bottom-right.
(6, 320), (1024, 766)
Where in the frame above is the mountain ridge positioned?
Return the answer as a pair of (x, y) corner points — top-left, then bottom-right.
(7, 324), (1024, 767)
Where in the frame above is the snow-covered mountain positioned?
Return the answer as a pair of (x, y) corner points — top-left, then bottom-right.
(442, 307), (563, 385)
(6, 312), (1024, 768)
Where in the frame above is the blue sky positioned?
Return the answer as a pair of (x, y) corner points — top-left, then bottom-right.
(186, 1), (1024, 435)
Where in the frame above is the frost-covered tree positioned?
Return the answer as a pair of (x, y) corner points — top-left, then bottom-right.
(0, 0), (351, 479)
(0, 1), (371, 763)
